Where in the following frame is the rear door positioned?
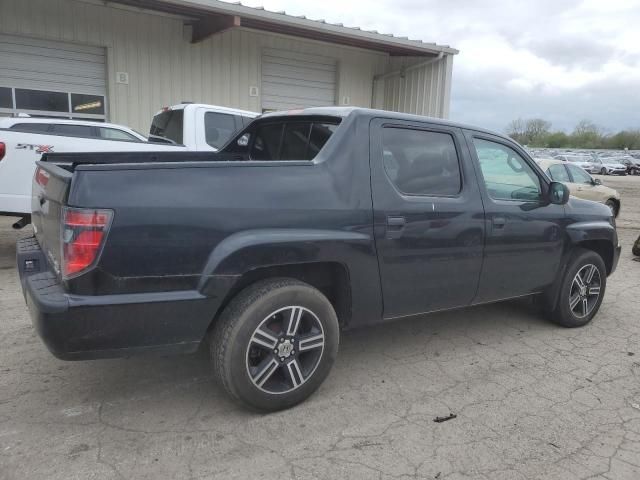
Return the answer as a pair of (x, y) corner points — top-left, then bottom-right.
(370, 118), (485, 319)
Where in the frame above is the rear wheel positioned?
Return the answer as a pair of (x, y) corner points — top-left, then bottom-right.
(600, 167), (608, 175)
(211, 278), (339, 411)
(547, 249), (606, 328)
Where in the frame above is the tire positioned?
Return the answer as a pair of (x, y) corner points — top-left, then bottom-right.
(600, 167), (607, 175)
(210, 278), (339, 411)
(547, 249), (606, 328)
(605, 199), (619, 218)
(633, 235), (640, 257)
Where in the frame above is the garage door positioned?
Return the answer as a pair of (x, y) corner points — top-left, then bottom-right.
(0, 34), (106, 120)
(261, 48), (336, 112)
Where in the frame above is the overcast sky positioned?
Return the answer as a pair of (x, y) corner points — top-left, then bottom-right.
(236, 0), (640, 134)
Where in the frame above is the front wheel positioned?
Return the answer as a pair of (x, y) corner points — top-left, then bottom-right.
(547, 249), (606, 328)
(211, 278), (339, 411)
(605, 199), (619, 217)
(600, 167), (608, 175)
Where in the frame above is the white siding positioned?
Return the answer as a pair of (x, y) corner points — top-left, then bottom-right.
(380, 55), (453, 118)
(0, 0), (453, 130)
(261, 48), (337, 110)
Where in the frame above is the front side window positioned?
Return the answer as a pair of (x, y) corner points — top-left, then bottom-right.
(381, 127), (461, 196)
(15, 89), (68, 112)
(547, 164), (570, 182)
(99, 127), (138, 142)
(204, 112), (236, 149)
(473, 138), (542, 201)
(567, 165), (593, 185)
(71, 94), (105, 115)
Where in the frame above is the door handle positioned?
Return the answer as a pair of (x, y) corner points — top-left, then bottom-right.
(386, 216), (406, 239)
(492, 216), (506, 234)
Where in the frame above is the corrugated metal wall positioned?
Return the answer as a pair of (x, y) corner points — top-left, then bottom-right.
(0, 0), (453, 132)
(380, 55), (453, 118)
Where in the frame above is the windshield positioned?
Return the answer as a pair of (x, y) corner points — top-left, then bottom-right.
(601, 157), (621, 164)
(149, 109), (184, 144)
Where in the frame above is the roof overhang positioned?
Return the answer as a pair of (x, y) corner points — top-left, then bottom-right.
(106, 0), (458, 56)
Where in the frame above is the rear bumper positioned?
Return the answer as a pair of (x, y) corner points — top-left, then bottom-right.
(17, 237), (218, 360)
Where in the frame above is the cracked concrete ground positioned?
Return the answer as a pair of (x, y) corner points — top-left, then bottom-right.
(1, 175), (640, 480)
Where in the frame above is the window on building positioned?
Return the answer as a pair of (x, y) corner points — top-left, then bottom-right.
(473, 138), (541, 201)
(15, 89), (68, 112)
(381, 127), (461, 196)
(204, 112), (236, 149)
(0, 87), (12, 109)
(547, 164), (570, 182)
(71, 94), (105, 115)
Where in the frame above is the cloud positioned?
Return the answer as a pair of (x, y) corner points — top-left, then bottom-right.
(232, 0), (640, 132)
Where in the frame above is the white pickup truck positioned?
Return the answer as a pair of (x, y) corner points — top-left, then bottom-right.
(0, 104), (258, 223)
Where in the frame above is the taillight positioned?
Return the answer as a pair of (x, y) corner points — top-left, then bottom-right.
(62, 207), (113, 278)
(35, 166), (49, 187)
(0, 142), (5, 161)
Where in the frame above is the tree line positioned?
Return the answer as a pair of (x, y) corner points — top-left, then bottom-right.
(505, 118), (640, 150)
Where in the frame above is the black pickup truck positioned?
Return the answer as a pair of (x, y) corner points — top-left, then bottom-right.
(18, 107), (620, 411)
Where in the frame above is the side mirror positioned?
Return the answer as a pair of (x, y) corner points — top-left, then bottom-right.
(548, 181), (570, 205)
(593, 178), (602, 185)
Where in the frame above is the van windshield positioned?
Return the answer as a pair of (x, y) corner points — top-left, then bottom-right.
(149, 110), (184, 144)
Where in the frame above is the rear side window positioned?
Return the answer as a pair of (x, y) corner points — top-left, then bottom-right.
(547, 164), (570, 182)
(246, 121), (338, 161)
(49, 124), (94, 137)
(10, 123), (51, 133)
(381, 127), (461, 196)
(204, 112), (237, 149)
(149, 109), (184, 144)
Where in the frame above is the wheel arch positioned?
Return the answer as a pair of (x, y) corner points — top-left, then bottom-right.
(208, 261), (352, 333)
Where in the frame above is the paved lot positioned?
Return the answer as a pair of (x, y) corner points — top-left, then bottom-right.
(1, 176), (640, 480)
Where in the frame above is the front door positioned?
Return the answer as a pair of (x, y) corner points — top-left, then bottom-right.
(370, 119), (485, 319)
(466, 133), (566, 303)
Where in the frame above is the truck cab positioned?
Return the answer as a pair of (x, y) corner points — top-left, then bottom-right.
(148, 103), (258, 150)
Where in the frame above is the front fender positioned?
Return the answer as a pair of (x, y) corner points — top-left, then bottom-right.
(565, 220), (616, 245)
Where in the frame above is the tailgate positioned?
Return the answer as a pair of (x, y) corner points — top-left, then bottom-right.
(31, 161), (72, 276)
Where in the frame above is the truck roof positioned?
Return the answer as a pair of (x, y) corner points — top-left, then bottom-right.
(155, 103), (259, 118)
(0, 117), (143, 132)
(260, 107), (510, 140)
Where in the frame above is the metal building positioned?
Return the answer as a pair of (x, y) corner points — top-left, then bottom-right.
(0, 0), (458, 133)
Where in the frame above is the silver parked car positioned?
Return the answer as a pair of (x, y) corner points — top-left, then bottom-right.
(597, 157), (628, 175)
(554, 154), (600, 174)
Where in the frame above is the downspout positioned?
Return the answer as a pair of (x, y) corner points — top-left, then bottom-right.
(371, 52), (444, 109)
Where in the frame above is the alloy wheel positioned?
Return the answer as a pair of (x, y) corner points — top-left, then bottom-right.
(246, 306), (325, 394)
(569, 264), (601, 318)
